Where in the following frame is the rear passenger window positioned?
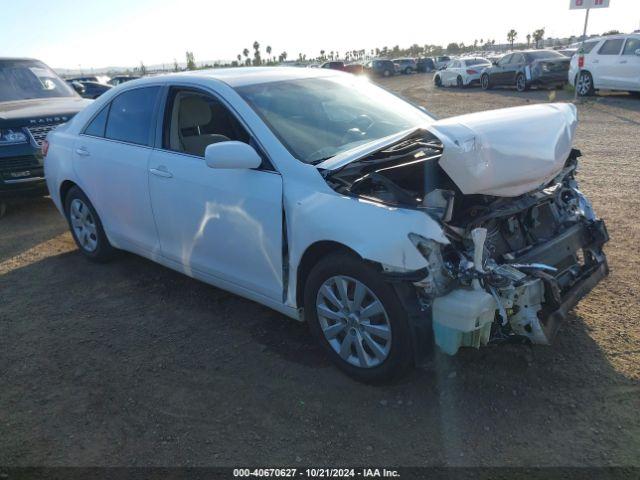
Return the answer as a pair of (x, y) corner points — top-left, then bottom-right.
(105, 87), (160, 146)
(582, 41), (598, 54)
(622, 38), (640, 55)
(598, 39), (624, 55)
(84, 105), (109, 137)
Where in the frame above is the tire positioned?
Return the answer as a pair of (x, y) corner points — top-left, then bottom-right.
(383, 69), (391, 77)
(404, 67), (413, 75)
(304, 252), (414, 383)
(576, 71), (595, 97)
(456, 75), (464, 88)
(515, 73), (528, 92)
(64, 186), (115, 262)
(434, 75), (442, 88)
(481, 73), (491, 90)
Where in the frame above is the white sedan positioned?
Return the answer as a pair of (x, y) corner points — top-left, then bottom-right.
(44, 67), (608, 382)
(434, 57), (492, 88)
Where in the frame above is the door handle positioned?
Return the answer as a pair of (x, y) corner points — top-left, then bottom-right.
(620, 60), (628, 64)
(593, 60), (599, 64)
(75, 147), (90, 156)
(149, 167), (173, 178)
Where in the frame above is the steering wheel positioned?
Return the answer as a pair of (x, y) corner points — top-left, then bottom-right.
(339, 114), (375, 144)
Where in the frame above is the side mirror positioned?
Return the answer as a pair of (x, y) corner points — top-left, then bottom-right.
(70, 81), (85, 95)
(204, 141), (262, 170)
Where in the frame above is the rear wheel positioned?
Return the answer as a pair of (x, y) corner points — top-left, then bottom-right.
(304, 252), (414, 383)
(576, 71), (595, 96)
(481, 73), (491, 90)
(64, 186), (115, 262)
(404, 67), (413, 75)
(456, 75), (464, 88)
(515, 73), (528, 92)
(383, 69), (391, 77)
(434, 75), (442, 88)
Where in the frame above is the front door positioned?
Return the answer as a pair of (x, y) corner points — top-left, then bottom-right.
(618, 37), (640, 90)
(148, 87), (284, 301)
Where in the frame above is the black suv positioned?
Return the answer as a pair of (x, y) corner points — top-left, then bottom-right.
(0, 58), (90, 204)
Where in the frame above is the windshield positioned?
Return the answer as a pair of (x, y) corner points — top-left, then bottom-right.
(525, 51), (565, 61)
(236, 76), (433, 163)
(0, 59), (77, 102)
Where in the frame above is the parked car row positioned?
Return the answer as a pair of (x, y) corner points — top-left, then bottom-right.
(431, 33), (640, 97)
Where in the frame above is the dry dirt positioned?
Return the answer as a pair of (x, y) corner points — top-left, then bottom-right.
(1, 74), (639, 467)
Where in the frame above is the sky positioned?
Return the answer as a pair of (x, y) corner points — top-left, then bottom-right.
(2, 0), (639, 70)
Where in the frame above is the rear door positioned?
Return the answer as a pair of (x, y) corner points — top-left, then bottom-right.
(618, 37), (640, 90)
(593, 38), (625, 88)
(73, 86), (161, 253)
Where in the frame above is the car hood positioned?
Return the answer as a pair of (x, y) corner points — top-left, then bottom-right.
(432, 102), (577, 196)
(319, 102), (577, 198)
(0, 97), (92, 123)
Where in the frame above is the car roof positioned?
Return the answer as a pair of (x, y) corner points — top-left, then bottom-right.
(125, 67), (345, 88)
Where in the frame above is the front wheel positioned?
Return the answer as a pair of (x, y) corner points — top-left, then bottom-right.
(382, 69), (391, 77)
(404, 67), (413, 75)
(515, 73), (528, 92)
(481, 73), (491, 90)
(64, 186), (115, 262)
(576, 71), (594, 97)
(434, 75), (442, 88)
(304, 252), (414, 383)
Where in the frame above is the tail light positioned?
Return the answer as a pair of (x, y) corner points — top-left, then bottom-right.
(41, 139), (49, 157)
(466, 69), (478, 74)
(578, 55), (585, 68)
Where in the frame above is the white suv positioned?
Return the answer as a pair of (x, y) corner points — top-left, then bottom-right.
(569, 33), (640, 96)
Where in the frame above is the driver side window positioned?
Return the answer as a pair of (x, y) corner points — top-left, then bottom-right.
(498, 54), (512, 67)
(162, 87), (250, 157)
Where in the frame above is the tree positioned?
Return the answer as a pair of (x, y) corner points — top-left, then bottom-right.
(320, 49), (325, 60)
(185, 51), (196, 70)
(526, 33), (531, 47)
(252, 41), (261, 65)
(602, 30), (620, 36)
(446, 42), (461, 54)
(507, 29), (517, 48)
(266, 45), (272, 57)
(237, 54), (242, 64)
(533, 28), (545, 48)
(173, 58), (179, 72)
(139, 61), (147, 76)
(243, 48), (249, 60)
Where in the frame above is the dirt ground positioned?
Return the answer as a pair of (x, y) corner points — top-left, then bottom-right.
(1, 74), (639, 468)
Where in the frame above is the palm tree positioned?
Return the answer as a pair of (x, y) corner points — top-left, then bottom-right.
(533, 28), (545, 48)
(320, 49), (325, 60)
(507, 29), (517, 48)
(237, 54), (241, 64)
(243, 48), (249, 60)
(252, 41), (261, 65)
(526, 34), (531, 47)
(266, 45), (272, 63)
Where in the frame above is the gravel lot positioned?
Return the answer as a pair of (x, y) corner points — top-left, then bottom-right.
(1, 73), (639, 467)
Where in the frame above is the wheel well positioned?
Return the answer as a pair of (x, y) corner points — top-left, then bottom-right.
(59, 180), (78, 206)
(295, 241), (360, 308)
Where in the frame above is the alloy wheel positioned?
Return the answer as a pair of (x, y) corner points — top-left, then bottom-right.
(516, 75), (526, 92)
(69, 198), (98, 252)
(315, 275), (392, 368)
(481, 75), (489, 89)
(577, 72), (592, 96)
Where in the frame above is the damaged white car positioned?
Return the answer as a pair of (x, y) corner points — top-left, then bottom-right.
(44, 68), (609, 382)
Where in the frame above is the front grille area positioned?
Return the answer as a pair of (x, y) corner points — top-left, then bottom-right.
(26, 123), (62, 147)
(0, 156), (39, 173)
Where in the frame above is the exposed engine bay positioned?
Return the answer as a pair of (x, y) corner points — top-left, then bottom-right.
(322, 129), (609, 354)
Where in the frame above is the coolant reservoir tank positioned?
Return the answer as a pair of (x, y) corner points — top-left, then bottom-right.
(432, 289), (496, 355)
